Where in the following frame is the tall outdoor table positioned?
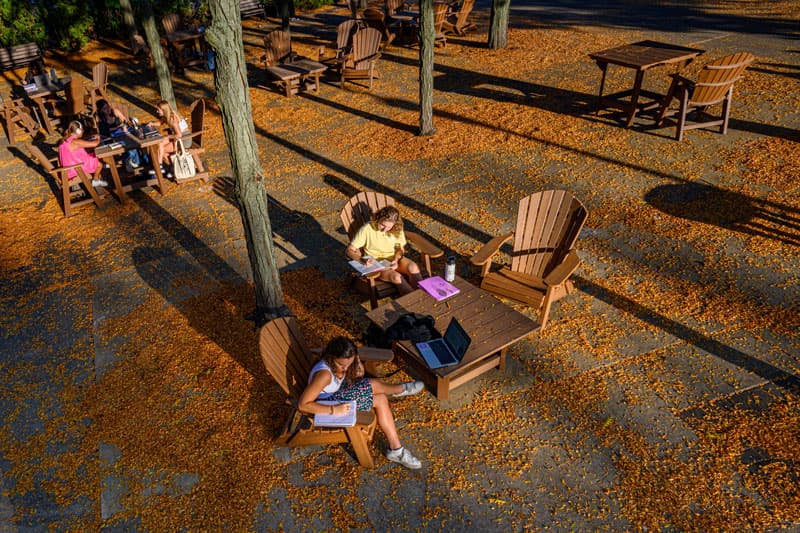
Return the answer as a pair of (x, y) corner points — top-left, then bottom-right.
(366, 276), (539, 400)
(589, 40), (704, 127)
(94, 130), (168, 203)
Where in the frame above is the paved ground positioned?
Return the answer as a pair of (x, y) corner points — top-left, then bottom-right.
(1, 0), (799, 530)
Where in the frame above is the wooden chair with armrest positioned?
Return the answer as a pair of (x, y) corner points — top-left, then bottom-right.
(442, 0), (476, 36)
(318, 19), (361, 67)
(259, 316), (394, 467)
(655, 52), (755, 141)
(29, 144), (109, 217)
(0, 94), (39, 145)
(335, 27), (383, 90)
(85, 62), (110, 113)
(341, 191), (443, 309)
(172, 98), (209, 183)
(470, 190), (588, 330)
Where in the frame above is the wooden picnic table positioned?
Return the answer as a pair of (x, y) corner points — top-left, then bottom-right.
(94, 129), (168, 202)
(23, 75), (72, 135)
(366, 276), (539, 400)
(589, 40), (704, 127)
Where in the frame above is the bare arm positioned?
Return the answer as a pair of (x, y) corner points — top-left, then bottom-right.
(346, 244), (374, 265)
(70, 137), (100, 149)
(297, 369), (352, 416)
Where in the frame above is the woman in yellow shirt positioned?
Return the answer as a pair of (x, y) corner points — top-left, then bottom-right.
(346, 206), (422, 294)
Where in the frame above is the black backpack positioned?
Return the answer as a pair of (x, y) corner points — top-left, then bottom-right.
(364, 313), (441, 349)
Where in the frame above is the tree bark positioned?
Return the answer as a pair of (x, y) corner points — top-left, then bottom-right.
(488, 0), (510, 50)
(418, 0), (436, 136)
(141, 0), (176, 109)
(206, 0), (287, 326)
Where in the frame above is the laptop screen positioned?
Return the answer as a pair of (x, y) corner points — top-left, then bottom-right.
(444, 318), (471, 359)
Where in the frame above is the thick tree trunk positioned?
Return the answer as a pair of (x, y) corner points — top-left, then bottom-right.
(141, 0), (176, 109)
(418, 0), (435, 136)
(488, 0), (510, 50)
(206, 0), (287, 326)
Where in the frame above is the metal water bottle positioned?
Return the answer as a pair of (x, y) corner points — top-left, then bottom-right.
(444, 255), (456, 282)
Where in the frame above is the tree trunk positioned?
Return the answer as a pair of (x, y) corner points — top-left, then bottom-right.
(119, 0), (141, 52)
(141, 0), (176, 109)
(206, 0), (287, 326)
(275, 0), (294, 31)
(488, 0), (509, 50)
(418, 0), (436, 136)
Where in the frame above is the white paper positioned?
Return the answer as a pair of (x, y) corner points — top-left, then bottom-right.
(348, 257), (391, 276)
(313, 400), (357, 427)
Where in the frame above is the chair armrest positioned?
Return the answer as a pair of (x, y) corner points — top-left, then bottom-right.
(405, 230), (443, 258)
(470, 232), (513, 278)
(543, 250), (580, 287)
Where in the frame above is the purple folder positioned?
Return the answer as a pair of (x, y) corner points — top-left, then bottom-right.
(418, 276), (460, 301)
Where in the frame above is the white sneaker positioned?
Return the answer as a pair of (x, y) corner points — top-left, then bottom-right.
(91, 179), (108, 188)
(392, 381), (424, 398)
(385, 447), (421, 469)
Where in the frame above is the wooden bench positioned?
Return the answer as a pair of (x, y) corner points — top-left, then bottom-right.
(0, 43), (42, 72)
(240, 0), (266, 19)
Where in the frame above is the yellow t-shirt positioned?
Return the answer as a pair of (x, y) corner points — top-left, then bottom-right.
(350, 223), (406, 261)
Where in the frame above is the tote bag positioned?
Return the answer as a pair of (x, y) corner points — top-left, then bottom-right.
(170, 142), (196, 180)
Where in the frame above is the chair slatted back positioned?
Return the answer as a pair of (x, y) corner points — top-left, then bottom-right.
(454, 0), (475, 27)
(350, 28), (382, 69)
(336, 19), (360, 53)
(512, 190), (587, 277)
(362, 8), (390, 39)
(259, 317), (318, 400)
(92, 62), (108, 90)
(264, 30), (293, 66)
(64, 79), (86, 116)
(433, 1), (449, 31)
(189, 98), (205, 147)
(690, 52), (754, 106)
(340, 190), (395, 240)
(162, 13), (181, 34)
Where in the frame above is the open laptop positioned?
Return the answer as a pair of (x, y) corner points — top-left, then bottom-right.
(416, 318), (471, 370)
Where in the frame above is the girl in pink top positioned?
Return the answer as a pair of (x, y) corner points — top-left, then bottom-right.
(58, 121), (107, 187)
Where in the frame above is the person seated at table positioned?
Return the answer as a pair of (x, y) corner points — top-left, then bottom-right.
(149, 100), (190, 177)
(346, 205), (423, 295)
(298, 336), (424, 469)
(95, 99), (128, 138)
(58, 120), (108, 188)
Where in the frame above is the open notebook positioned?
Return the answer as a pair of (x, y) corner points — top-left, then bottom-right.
(313, 400), (357, 427)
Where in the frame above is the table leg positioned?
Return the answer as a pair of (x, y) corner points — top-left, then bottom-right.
(626, 69), (645, 127)
(101, 154), (128, 203)
(32, 98), (56, 135)
(595, 61), (608, 116)
(147, 145), (167, 194)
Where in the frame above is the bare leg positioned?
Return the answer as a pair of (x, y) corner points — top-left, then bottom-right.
(396, 257), (422, 289)
(379, 268), (414, 295)
(370, 378), (403, 397)
(372, 393), (402, 450)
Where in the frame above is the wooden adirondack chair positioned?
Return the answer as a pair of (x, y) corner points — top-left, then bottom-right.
(362, 8), (396, 48)
(317, 19), (361, 67)
(29, 144), (108, 217)
(85, 62), (109, 113)
(258, 316), (394, 467)
(470, 190), (588, 330)
(161, 13), (205, 71)
(173, 98), (209, 183)
(52, 78), (96, 131)
(655, 52), (755, 141)
(336, 28), (383, 90)
(0, 94), (39, 145)
(442, 0), (476, 35)
(263, 29), (306, 96)
(341, 191), (443, 309)
(433, 2), (449, 48)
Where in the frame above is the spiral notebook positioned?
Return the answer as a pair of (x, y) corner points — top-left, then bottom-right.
(418, 276), (460, 301)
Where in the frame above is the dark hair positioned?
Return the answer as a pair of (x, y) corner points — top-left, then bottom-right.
(371, 205), (404, 237)
(321, 337), (361, 382)
(96, 99), (110, 113)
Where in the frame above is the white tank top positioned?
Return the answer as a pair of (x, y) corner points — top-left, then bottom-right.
(308, 360), (343, 399)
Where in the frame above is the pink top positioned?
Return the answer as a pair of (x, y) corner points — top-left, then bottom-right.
(58, 135), (100, 179)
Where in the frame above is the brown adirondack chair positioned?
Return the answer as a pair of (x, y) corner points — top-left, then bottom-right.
(442, 0), (476, 36)
(29, 144), (108, 217)
(317, 19), (361, 67)
(0, 94), (39, 145)
(258, 316), (394, 467)
(85, 62), (109, 112)
(52, 78), (96, 131)
(433, 2), (449, 47)
(173, 98), (209, 183)
(161, 13), (205, 71)
(336, 28), (383, 90)
(655, 52), (755, 141)
(362, 8), (396, 48)
(470, 190), (588, 330)
(341, 191), (443, 309)
(263, 29), (306, 96)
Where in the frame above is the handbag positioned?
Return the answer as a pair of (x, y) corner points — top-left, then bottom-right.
(170, 141), (196, 180)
